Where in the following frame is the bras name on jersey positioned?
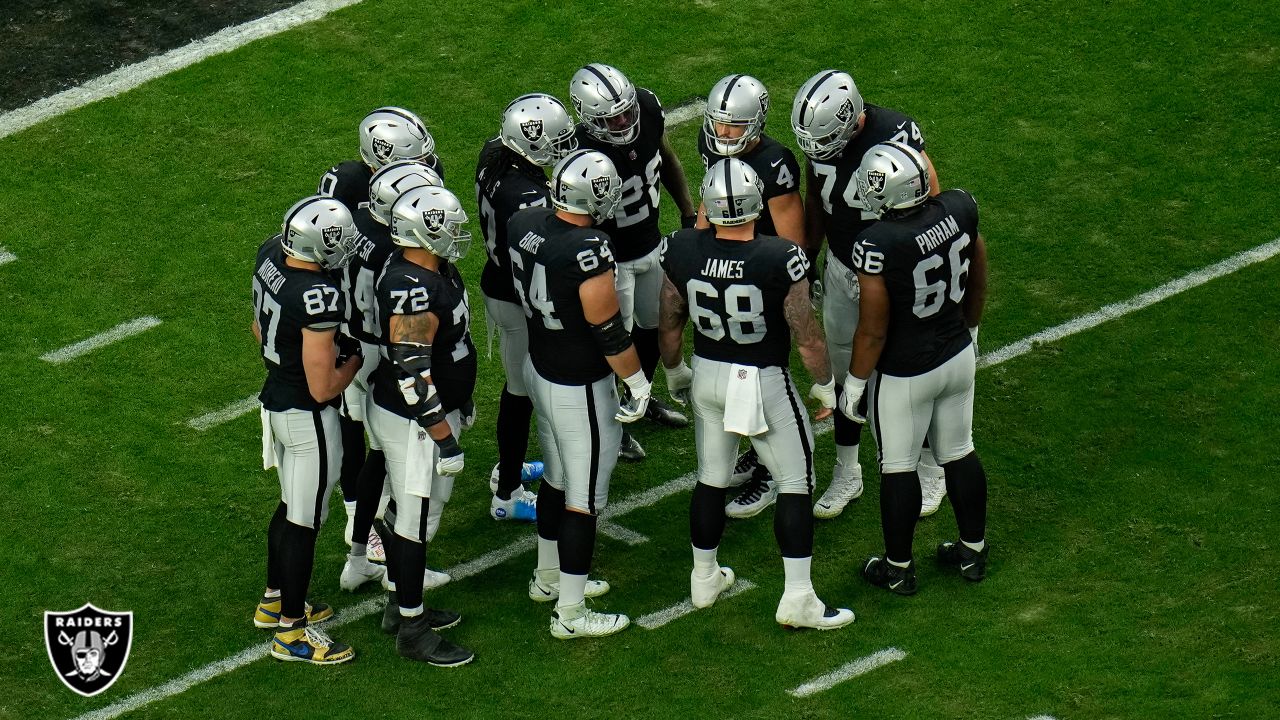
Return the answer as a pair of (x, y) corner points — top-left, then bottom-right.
(576, 87), (665, 261)
(476, 137), (551, 303)
(852, 189), (978, 377)
(252, 236), (346, 412)
(507, 207), (617, 385)
(696, 133), (801, 238)
(369, 252), (476, 419)
(808, 104), (926, 268)
(659, 228), (808, 368)
(340, 211), (395, 344)
(318, 155), (447, 216)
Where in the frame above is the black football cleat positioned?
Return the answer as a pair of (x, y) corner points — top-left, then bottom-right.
(645, 396), (689, 427)
(861, 556), (918, 596)
(382, 592), (462, 634)
(618, 431), (646, 461)
(937, 540), (989, 582)
(396, 615), (474, 668)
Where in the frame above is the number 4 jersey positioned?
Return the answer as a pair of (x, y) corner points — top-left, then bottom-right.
(853, 189), (979, 377)
(659, 228), (810, 368)
(252, 236), (346, 412)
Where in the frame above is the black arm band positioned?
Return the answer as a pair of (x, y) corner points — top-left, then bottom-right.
(391, 341), (444, 422)
(590, 311), (633, 356)
(434, 433), (462, 458)
(389, 341), (432, 376)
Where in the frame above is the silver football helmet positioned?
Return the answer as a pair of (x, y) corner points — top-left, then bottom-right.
(703, 74), (769, 156)
(701, 158), (764, 227)
(359, 107), (436, 169)
(501, 93), (578, 166)
(569, 63), (640, 145)
(389, 186), (472, 260)
(368, 159), (443, 226)
(855, 141), (931, 217)
(281, 195), (358, 269)
(791, 70), (864, 160)
(550, 149), (622, 223)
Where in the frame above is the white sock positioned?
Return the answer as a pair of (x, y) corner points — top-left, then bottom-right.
(888, 557), (912, 569)
(263, 588), (280, 599)
(346, 551), (368, 567)
(692, 545), (719, 574)
(961, 538), (986, 552)
(536, 537), (559, 572)
(836, 444), (860, 472)
(399, 604), (423, 618)
(557, 572), (588, 608)
(918, 447), (945, 479)
(782, 556), (813, 594)
(350, 542), (367, 558)
(344, 500), (357, 519)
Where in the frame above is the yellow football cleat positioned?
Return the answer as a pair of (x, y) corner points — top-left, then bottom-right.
(271, 622), (354, 665)
(253, 597), (333, 628)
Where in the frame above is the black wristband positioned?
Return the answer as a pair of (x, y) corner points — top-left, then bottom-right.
(434, 433), (462, 458)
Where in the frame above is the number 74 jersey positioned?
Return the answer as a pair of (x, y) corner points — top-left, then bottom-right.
(852, 189), (980, 377)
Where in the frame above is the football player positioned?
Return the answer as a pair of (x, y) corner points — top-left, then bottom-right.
(251, 196), (361, 665)
(570, 63), (697, 456)
(694, 74), (809, 520)
(507, 149), (648, 639)
(657, 158), (851, 629)
(363, 186), (475, 666)
(475, 93), (578, 522)
(318, 106), (446, 557)
(836, 142), (989, 595)
(791, 69), (949, 521)
(337, 159), (443, 593)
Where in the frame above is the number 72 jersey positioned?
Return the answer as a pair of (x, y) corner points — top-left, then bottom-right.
(851, 189), (979, 377)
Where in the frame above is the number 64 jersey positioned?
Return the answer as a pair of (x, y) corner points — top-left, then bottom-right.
(852, 189), (979, 377)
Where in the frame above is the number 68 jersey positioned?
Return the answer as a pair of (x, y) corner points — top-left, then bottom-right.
(252, 235), (346, 412)
(659, 228), (810, 368)
(852, 189), (979, 377)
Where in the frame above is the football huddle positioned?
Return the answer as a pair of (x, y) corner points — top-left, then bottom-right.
(249, 63), (990, 668)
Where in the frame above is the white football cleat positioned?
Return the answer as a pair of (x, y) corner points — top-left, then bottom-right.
(691, 566), (735, 609)
(813, 461), (864, 519)
(365, 527), (386, 563)
(729, 449), (759, 487)
(528, 569), (610, 603)
(919, 469), (947, 517)
(339, 555), (386, 591)
(550, 601), (630, 639)
(725, 478), (777, 518)
(423, 568), (451, 590)
(775, 591), (855, 630)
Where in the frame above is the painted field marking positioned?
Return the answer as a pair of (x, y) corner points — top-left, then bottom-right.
(0, 246), (15, 266)
(598, 521), (650, 545)
(187, 394), (260, 431)
(788, 647), (907, 698)
(0, 0), (366, 141)
(1027, 716), (1059, 719)
(40, 316), (162, 364)
(637, 578), (757, 630)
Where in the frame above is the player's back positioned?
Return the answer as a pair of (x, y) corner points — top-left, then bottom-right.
(506, 207), (616, 385)
(476, 137), (551, 303)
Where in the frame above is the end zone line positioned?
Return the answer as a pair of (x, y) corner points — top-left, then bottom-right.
(637, 578), (757, 629)
(0, 0), (366, 141)
(788, 647), (907, 698)
(0, 246), (15, 265)
(40, 316), (162, 364)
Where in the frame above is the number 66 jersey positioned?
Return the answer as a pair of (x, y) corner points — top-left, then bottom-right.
(852, 189), (979, 377)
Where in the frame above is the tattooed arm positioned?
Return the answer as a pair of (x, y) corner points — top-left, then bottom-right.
(783, 279), (832, 385)
(389, 311), (453, 441)
(657, 274), (688, 369)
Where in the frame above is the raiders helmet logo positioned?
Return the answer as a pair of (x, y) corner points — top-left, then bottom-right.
(590, 176), (611, 200)
(422, 208), (446, 232)
(520, 119), (544, 142)
(322, 225), (342, 246)
(372, 137), (394, 163)
(45, 604), (133, 697)
(835, 97), (856, 123)
(866, 169), (887, 193)
(758, 90), (770, 116)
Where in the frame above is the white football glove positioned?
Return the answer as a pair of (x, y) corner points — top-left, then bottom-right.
(839, 375), (868, 424)
(664, 360), (692, 406)
(808, 377), (837, 410)
(459, 400), (477, 432)
(436, 452), (465, 476)
(617, 370), (651, 424)
(969, 324), (980, 359)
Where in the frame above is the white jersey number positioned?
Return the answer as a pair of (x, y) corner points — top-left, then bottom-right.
(612, 152), (662, 228)
(687, 280), (766, 344)
(912, 232), (971, 318)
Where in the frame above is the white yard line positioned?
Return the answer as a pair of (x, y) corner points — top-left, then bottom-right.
(0, 246), (15, 266)
(40, 316), (162, 364)
(637, 578), (757, 629)
(598, 521), (650, 545)
(666, 100), (706, 126)
(187, 394), (260, 431)
(1027, 716), (1059, 720)
(788, 647), (907, 698)
(0, 0), (366, 141)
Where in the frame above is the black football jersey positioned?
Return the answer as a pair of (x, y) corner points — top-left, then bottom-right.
(852, 189), (978, 377)
(476, 137), (552, 303)
(806, 104), (926, 269)
(697, 133), (801, 239)
(507, 207), (617, 385)
(659, 227), (809, 368)
(576, 87), (665, 261)
(369, 251), (476, 418)
(337, 210), (396, 345)
(252, 236), (346, 412)
(318, 155), (447, 216)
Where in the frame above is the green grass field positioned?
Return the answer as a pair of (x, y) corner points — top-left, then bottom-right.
(2, 1), (1278, 718)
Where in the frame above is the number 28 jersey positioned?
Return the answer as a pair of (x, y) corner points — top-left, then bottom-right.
(852, 189), (979, 377)
(659, 228), (810, 368)
(252, 236), (346, 412)
(506, 207), (617, 385)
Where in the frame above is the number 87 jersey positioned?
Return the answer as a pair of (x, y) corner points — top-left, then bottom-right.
(852, 189), (979, 377)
